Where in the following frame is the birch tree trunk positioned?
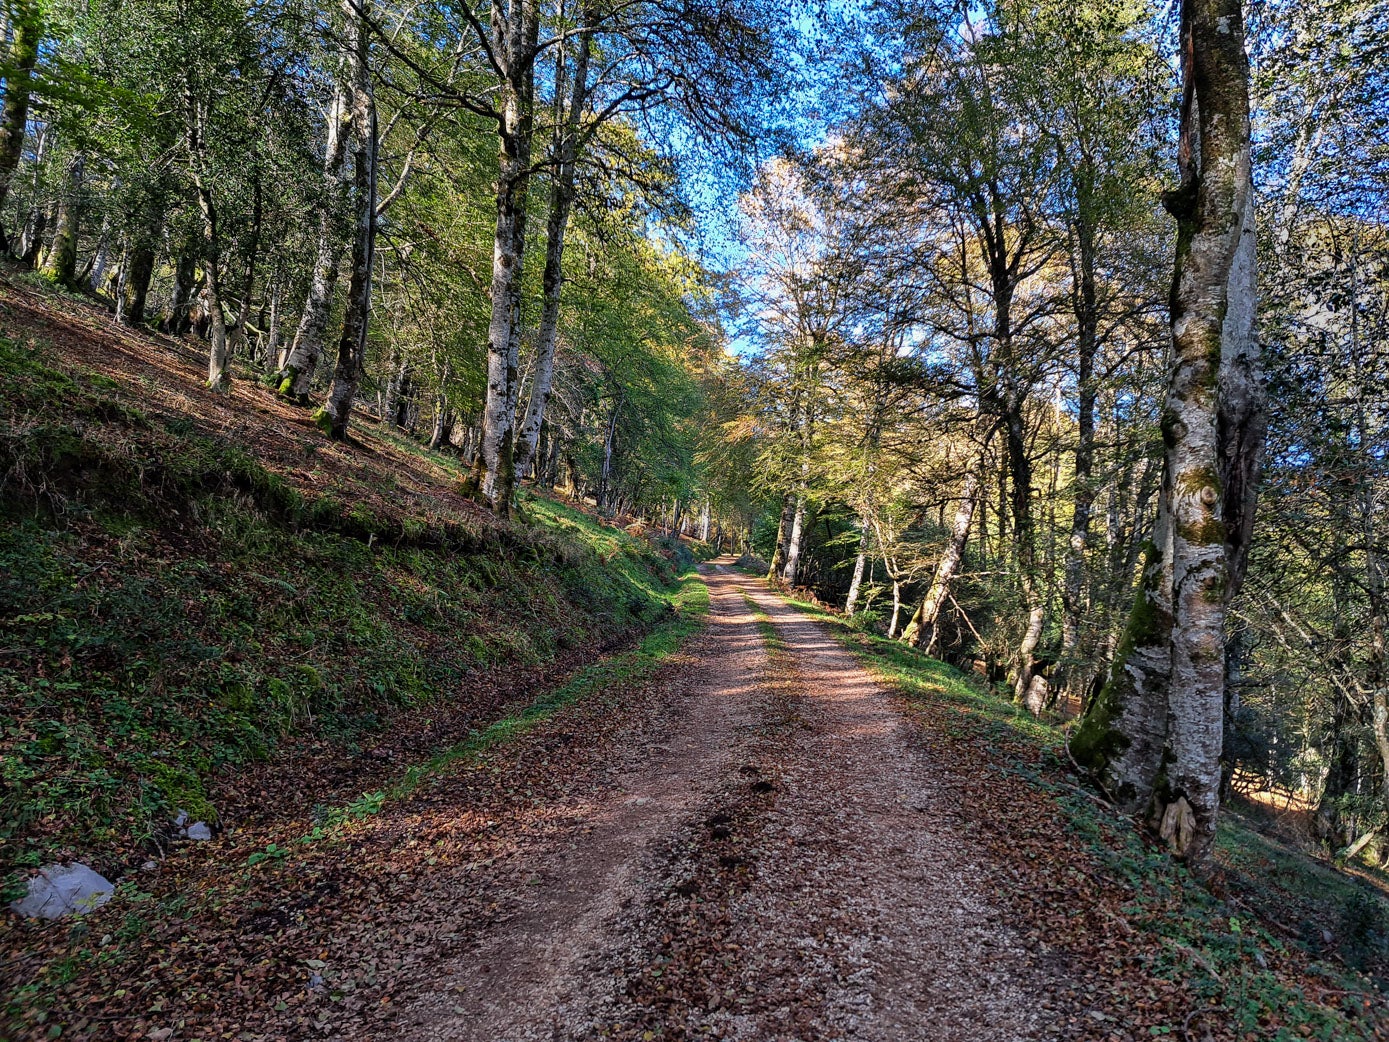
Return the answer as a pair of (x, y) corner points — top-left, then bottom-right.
(514, 16), (592, 479)
(902, 468), (980, 651)
(0, 1), (39, 253)
(474, 0), (540, 517)
(314, 1), (376, 442)
(1071, 0), (1261, 868)
(844, 522), (870, 616)
(278, 46), (353, 402)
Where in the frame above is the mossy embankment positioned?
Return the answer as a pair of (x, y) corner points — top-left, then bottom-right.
(0, 290), (703, 889)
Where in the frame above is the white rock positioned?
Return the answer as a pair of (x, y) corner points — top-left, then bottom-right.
(173, 810), (189, 828)
(9, 863), (115, 920)
(186, 822), (213, 841)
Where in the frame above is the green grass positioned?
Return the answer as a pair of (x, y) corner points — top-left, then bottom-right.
(0, 331), (700, 884)
(1218, 814), (1389, 975)
(740, 591), (784, 650)
(775, 587), (1387, 1040)
(258, 570), (711, 859)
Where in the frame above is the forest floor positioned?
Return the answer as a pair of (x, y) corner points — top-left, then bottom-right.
(9, 560), (1389, 1041)
(3, 272), (1389, 1040)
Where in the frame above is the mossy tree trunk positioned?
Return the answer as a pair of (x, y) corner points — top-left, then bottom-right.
(120, 244), (156, 327)
(0, 1), (40, 253)
(41, 154), (83, 288)
(162, 253), (199, 336)
(1071, 0), (1262, 869)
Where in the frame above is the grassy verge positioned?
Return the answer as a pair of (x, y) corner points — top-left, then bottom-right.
(740, 591), (785, 651)
(777, 589), (1388, 1040)
(281, 570), (711, 855)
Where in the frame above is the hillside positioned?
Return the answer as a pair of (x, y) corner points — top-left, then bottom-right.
(0, 269), (702, 885)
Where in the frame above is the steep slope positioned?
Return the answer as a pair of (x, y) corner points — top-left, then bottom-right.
(0, 270), (694, 881)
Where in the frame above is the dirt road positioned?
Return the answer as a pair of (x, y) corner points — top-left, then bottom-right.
(393, 562), (1049, 1041)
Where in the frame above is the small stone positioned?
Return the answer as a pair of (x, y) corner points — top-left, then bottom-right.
(141, 861), (158, 872)
(173, 810), (189, 828)
(186, 822), (213, 841)
(9, 863), (115, 919)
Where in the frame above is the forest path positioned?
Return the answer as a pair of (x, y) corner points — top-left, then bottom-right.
(394, 560), (1048, 1042)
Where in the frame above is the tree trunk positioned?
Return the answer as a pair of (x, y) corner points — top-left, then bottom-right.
(474, 0), (540, 516)
(1071, 0), (1260, 868)
(229, 174), (262, 358)
(543, 431), (561, 489)
(162, 253), (198, 335)
(768, 493), (794, 580)
(1002, 390), (1046, 706)
(41, 154), (82, 288)
(429, 360), (452, 450)
(783, 493), (808, 586)
(1316, 692), (1360, 848)
(903, 468), (981, 651)
(184, 72), (232, 390)
(845, 522), (870, 616)
(314, 2), (376, 442)
(263, 277), (284, 372)
(192, 191), (230, 391)
(596, 389), (621, 512)
(0, 1), (39, 253)
(278, 41), (354, 402)
(514, 17), (592, 479)
(1061, 206), (1100, 695)
(86, 204), (115, 296)
(120, 245), (156, 327)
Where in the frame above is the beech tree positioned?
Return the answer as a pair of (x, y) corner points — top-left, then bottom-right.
(1071, 0), (1263, 866)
